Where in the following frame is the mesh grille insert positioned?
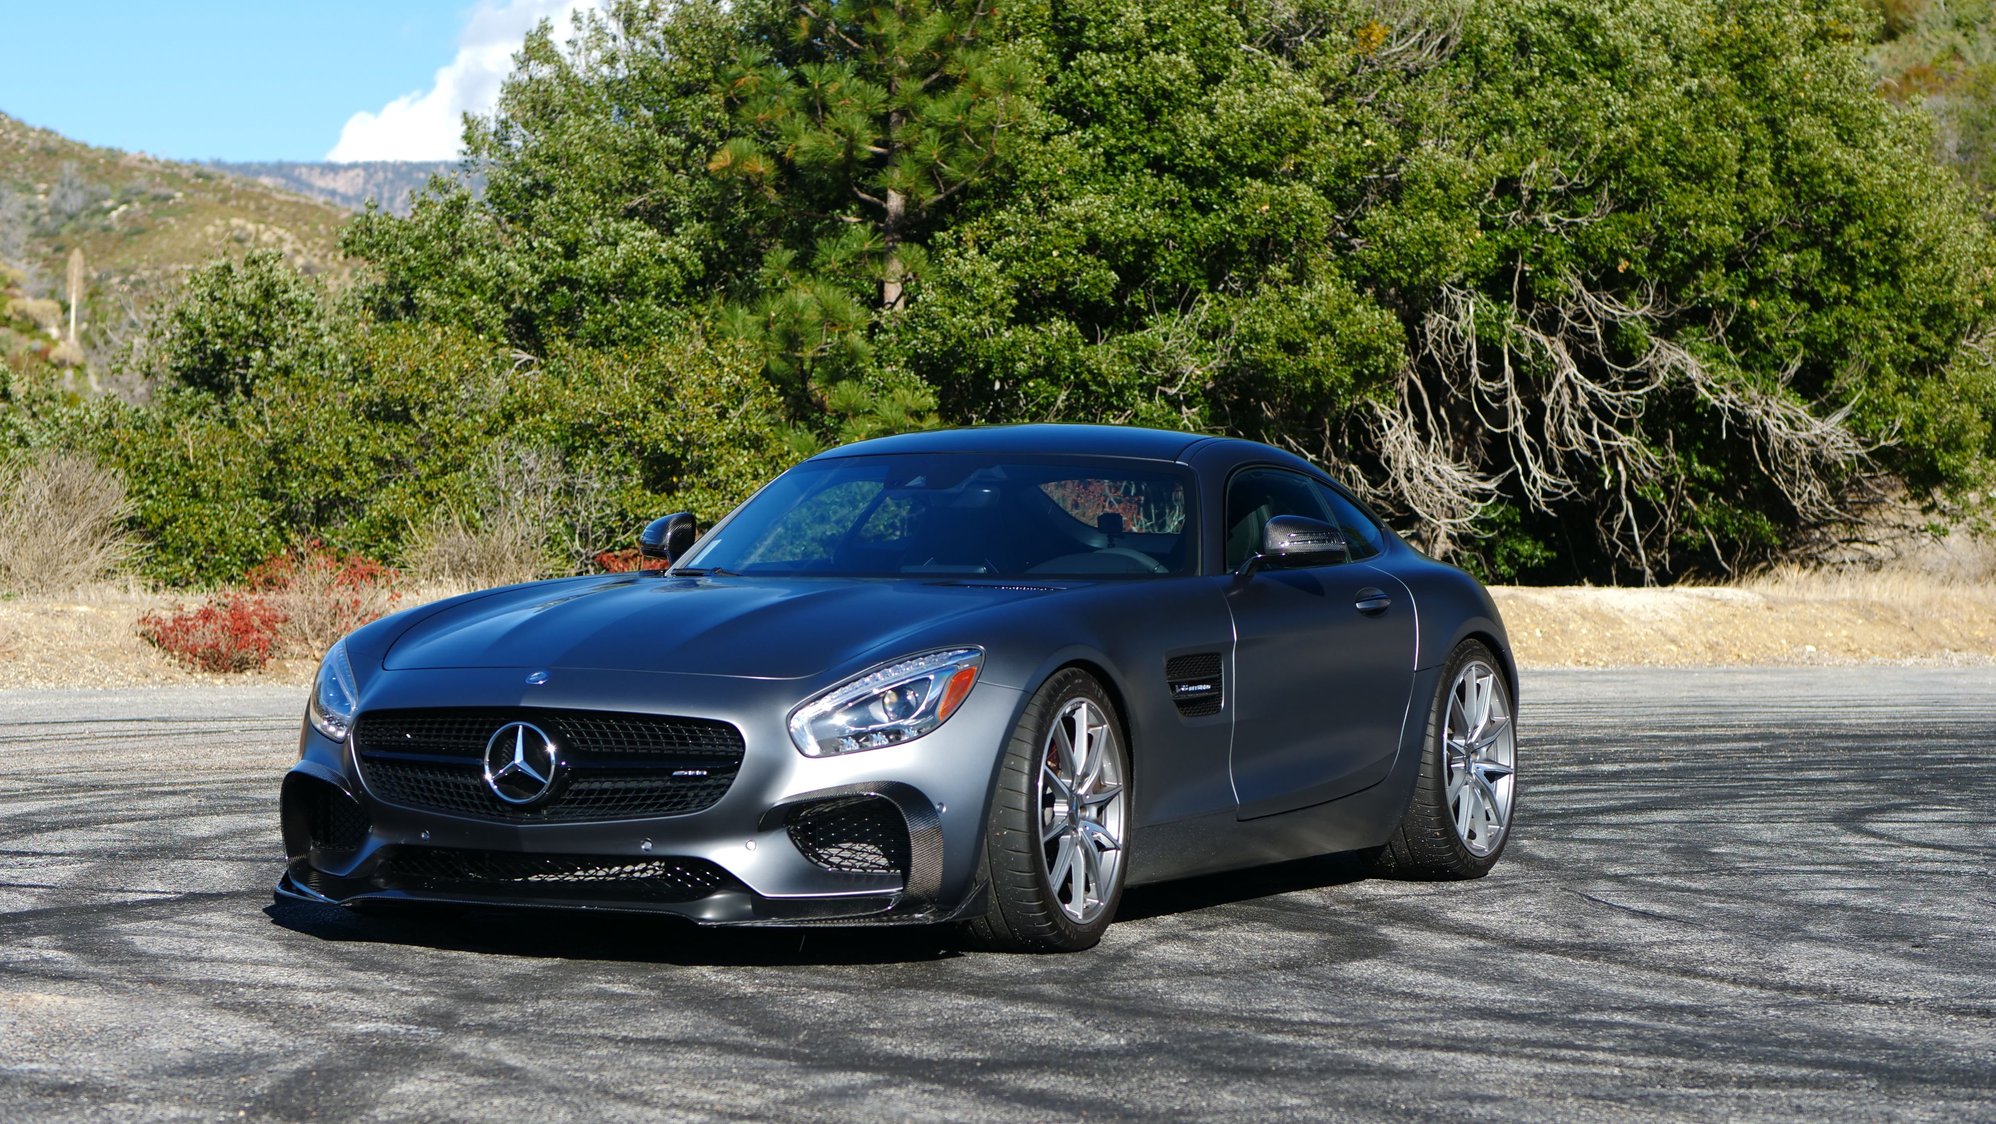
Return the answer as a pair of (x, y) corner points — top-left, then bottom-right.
(373, 848), (738, 903)
(297, 778), (371, 852)
(787, 796), (910, 876)
(352, 708), (744, 822)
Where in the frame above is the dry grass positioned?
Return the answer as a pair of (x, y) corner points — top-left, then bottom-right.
(4, 556), (1995, 688)
(1496, 571), (1996, 668)
(0, 452), (134, 596)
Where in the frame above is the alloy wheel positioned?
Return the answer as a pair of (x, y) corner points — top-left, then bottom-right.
(1443, 660), (1515, 857)
(1038, 697), (1126, 924)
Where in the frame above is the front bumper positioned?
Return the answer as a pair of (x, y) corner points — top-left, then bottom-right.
(277, 666), (1024, 927)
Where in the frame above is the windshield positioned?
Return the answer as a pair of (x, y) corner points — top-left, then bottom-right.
(679, 453), (1194, 579)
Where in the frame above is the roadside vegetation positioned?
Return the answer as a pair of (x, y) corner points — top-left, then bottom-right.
(2, 0), (1995, 676)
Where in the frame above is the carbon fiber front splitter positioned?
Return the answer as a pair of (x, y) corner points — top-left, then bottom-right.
(273, 865), (987, 928)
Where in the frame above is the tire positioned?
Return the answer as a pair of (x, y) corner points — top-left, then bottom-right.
(1368, 640), (1517, 879)
(957, 668), (1130, 952)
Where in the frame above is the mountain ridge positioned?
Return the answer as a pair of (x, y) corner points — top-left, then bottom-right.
(207, 160), (459, 217)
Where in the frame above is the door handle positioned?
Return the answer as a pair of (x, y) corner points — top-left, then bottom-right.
(1354, 587), (1392, 614)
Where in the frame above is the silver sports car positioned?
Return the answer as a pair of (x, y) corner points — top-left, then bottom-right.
(278, 425), (1517, 951)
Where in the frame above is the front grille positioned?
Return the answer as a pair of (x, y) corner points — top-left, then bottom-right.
(373, 848), (738, 903)
(787, 796), (910, 876)
(353, 708), (744, 822)
(1166, 652), (1224, 717)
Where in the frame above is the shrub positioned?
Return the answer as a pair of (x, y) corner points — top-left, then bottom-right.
(0, 450), (133, 595)
(404, 510), (549, 592)
(136, 542), (402, 673)
(137, 595), (284, 673)
(247, 541), (401, 659)
(592, 548), (666, 573)
(149, 251), (335, 399)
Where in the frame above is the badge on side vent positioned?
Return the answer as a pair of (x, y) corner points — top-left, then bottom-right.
(1165, 653), (1225, 717)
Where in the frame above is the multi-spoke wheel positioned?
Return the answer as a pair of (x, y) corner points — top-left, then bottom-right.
(960, 669), (1130, 951)
(1443, 658), (1514, 857)
(1038, 696), (1126, 925)
(1368, 640), (1517, 879)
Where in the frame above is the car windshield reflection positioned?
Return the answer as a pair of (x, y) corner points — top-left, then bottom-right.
(679, 454), (1194, 579)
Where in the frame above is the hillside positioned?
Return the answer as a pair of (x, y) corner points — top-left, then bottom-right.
(0, 111), (349, 377)
(209, 160), (459, 217)
(1869, 0), (1996, 200)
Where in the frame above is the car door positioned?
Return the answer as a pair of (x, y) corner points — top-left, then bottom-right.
(1223, 467), (1417, 820)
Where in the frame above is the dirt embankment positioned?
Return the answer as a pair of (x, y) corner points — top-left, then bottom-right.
(1495, 573), (1996, 668)
(2, 571), (1992, 691)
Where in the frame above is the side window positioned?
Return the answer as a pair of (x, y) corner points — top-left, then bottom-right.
(1224, 468), (1333, 570)
(1313, 482), (1385, 561)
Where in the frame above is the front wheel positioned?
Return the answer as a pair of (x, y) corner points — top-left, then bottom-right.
(957, 668), (1129, 952)
(1368, 641), (1517, 879)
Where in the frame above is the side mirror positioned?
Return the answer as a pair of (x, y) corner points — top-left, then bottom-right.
(1240, 515), (1349, 578)
(639, 512), (697, 566)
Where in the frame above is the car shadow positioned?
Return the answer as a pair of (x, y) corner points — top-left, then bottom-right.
(1116, 851), (1373, 921)
(264, 899), (966, 966)
(265, 852), (1376, 966)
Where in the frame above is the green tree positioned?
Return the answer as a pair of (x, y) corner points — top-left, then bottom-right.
(335, 0), (1996, 583)
(151, 251), (336, 400)
(711, 0), (1036, 311)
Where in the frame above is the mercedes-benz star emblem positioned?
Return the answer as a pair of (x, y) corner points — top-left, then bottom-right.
(482, 721), (560, 805)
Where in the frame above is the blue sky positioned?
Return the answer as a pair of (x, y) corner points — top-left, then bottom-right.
(0, 1), (600, 163)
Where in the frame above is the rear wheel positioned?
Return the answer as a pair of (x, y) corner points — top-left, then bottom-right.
(958, 668), (1129, 952)
(1368, 640), (1516, 879)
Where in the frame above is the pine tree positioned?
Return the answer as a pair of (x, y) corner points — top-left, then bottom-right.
(710, 1), (1034, 312)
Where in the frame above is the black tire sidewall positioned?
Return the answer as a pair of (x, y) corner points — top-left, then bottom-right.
(977, 667), (1130, 950)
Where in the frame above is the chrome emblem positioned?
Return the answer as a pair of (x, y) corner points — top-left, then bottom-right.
(482, 722), (560, 805)
(525, 670), (549, 685)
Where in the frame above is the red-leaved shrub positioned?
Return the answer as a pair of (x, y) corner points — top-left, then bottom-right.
(593, 548), (667, 573)
(137, 542), (402, 673)
(138, 594), (285, 673)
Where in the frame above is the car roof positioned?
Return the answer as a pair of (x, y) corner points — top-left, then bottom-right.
(813, 424), (1219, 462)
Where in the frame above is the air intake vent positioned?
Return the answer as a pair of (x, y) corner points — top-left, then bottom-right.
(1165, 653), (1224, 717)
(787, 796), (910, 877)
(373, 849), (738, 903)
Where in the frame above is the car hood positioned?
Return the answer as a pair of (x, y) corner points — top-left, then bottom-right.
(380, 574), (1067, 680)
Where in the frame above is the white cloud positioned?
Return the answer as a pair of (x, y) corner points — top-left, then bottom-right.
(326, 0), (605, 163)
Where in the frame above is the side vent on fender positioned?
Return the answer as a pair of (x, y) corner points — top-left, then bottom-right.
(1165, 653), (1225, 717)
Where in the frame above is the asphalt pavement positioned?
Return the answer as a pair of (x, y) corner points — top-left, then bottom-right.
(1, 668), (1991, 1121)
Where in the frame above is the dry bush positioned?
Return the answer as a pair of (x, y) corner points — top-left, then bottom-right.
(247, 544), (402, 660)
(0, 451), (134, 595)
(404, 510), (548, 593)
(7, 296), (61, 334)
(403, 445), (619, 591)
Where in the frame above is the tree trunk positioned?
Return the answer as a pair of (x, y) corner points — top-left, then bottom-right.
(881, 188), (907, 310)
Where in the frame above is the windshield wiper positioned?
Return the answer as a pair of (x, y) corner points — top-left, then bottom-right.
(667, 566), (737, 578)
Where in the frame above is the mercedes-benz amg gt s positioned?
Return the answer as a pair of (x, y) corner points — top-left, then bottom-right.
(278, 425), (1517, 951)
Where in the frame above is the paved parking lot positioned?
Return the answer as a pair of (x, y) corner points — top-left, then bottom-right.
(2, 668), (1992, 1120)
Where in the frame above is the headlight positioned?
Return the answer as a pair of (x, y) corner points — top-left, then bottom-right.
(307, 641), (359, 741)
(788, 648), (983, 757)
